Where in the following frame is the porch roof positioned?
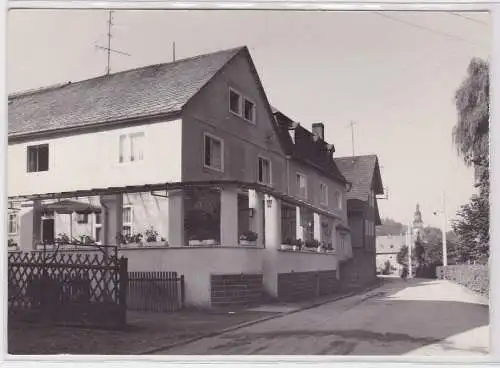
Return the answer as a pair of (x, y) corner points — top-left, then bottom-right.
(41, 199), (102, 215)
(8, 180), (344, 221)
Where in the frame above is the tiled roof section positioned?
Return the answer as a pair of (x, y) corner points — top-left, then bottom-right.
(8, 47), (244, 136)
(334, 155), (383, 201)
(272, 109), (346, 184)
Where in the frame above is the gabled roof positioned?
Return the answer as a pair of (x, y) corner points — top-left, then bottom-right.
(8, 47), (244, 138)
(334, 155), (384, 202)
(272, 109), (347, 185)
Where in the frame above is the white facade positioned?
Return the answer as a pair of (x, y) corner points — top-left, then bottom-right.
(8, 119), (183, 197)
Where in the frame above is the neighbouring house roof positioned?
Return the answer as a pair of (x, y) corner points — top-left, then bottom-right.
(272, 109), (347, 185)
(8, 47), (244, 138)
(376, 234), (405, 254)
(334, 155), (384, 202)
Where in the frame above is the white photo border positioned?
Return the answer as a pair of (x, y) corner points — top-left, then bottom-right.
(1, 1), (498, 367)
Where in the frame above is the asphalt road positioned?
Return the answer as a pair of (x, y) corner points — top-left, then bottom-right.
(156, 277), (489, 356)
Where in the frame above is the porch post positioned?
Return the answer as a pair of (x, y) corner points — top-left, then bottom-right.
(313, 212), (321, 242)
(167, 190), (184, 246)
(18, 200), (41, 250)
(101, 194), (123, 246)
(295, 206), (303, 241)
(220, 187), (238, 246)
(248, 189), (264, 247)
(263, 194), (281, 298)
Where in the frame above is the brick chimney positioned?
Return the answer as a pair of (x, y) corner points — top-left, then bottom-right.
(312, 123), (324, 140)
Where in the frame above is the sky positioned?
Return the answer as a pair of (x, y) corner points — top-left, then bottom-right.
(7, 10), (491, 230)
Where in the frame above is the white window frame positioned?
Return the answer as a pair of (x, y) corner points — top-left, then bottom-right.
(243, 96), (256, 124)
(319, 182), (328, 206)
(203, 132), (224, 172)
(296, 172), (308, 199)
(8, 212), (18, 235)
(119, 132), (145, 163)
(335, 190), (343, 210)
(93, 212), (103, 245)
(229, 87), (242, 117)
(122, 205), (133, 235)
(257, 156), (272, 185)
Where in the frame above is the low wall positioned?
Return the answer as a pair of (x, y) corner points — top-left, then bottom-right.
(211, 274), (264, 308)
(274, 250), (339, 301)
(276, 249), (339, 273)
(119, 246), (264, 308)
(436, 265), (489, 296)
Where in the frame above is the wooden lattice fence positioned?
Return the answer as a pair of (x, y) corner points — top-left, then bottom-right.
(8, 250), (128, 329)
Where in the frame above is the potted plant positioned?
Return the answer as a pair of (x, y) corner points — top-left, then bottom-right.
(239, 231), (258, 246)
(304, 239), (320, 251)
(188, 235), (203, 246)
(292, 238), (303, 251)
(280, 238), (295, 251)
(326, 243), (334, 253)
(8, 238), (19, 251)
(143, 226), (167, 246)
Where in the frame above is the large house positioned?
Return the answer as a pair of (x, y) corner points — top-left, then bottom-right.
(7, 46), (363, 308)
(334, 155), (384, 288)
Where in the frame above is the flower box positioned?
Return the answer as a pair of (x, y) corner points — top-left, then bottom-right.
(240, 240), (257, 246)
(280, 244), (294, 251)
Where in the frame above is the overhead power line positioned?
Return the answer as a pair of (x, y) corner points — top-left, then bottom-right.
(374, 12), (488, 48)
(449, 12), (489, 26)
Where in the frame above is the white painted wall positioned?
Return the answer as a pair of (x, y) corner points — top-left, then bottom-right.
(8, 119), (183, 197)
(120, 246), (264, 308)
(275, 250), (338, 273)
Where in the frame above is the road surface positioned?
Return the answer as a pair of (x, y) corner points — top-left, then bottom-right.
(157, 277), (489, 355)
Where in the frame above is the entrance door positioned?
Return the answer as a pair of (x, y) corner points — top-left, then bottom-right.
(42, 218), (55, 243)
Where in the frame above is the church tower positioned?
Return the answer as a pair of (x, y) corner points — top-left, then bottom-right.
(412, 203), (424, 242)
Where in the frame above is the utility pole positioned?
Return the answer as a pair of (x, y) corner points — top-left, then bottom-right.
(407, 223), (413, 278)
(350, 121), (356, 160)
(95, 10), (131, 75)
(442, 191), (448, 267)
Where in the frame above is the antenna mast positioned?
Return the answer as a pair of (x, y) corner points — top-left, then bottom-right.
(95, 10), (131, 75)
(350, 121), (356, 160)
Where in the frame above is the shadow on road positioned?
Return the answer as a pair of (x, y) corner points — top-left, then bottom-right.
(170, 277), (489, 355)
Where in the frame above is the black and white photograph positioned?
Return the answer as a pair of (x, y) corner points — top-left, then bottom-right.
(6, 8), (491, 356)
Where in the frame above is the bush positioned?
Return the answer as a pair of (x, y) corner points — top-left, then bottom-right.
(436, 265), (488, 296)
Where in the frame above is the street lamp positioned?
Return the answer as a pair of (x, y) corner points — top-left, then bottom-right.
(406, 223), (413, 278)
(433, 192), (448, 267)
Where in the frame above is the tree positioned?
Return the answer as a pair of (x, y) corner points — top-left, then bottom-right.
(377, 218), (406, 236)
(451, 58), (490, 264)
(453, 58), (489, 169)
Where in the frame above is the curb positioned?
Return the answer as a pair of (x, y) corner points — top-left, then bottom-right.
(135, 279), (385, 355)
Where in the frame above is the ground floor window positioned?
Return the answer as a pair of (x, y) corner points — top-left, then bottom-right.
(281, 203), (296, 244)
(184, 188), (221, 245)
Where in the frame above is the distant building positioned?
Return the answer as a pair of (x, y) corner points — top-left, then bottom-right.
(376, 234), (405, 274)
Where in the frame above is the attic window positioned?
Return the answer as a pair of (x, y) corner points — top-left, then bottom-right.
(229, 88), (242, 116)
(244, 98), (256, 123)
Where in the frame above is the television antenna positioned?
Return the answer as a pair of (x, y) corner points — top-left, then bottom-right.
(95, 10), (131, 75)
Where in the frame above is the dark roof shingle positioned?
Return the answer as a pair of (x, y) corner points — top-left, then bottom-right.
(8, 47), (244, 137)
(334, 155), (383, 201)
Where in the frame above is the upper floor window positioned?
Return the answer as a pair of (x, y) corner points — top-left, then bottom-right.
(335, 190), (343, 210)
(229, 87), (256, 124)
(27, 144), (49, 172)
(243, 98), (256, 123)
(319, 182), (328, 205)
(119, 132), (145, 163)
(8, 213), (18, 234)
(296, 173), (307, 198)
(258, 157), (271, 185)
(204, 133), (224, 171)
(229, 88), (242, 115)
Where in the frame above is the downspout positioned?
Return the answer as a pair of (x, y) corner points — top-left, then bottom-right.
(285, 155), (292, 196)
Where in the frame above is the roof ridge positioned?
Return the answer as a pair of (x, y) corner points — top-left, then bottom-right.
(8, 46), (246, 100)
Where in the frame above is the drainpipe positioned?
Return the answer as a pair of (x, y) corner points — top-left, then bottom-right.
(285, 155), (292, 196)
